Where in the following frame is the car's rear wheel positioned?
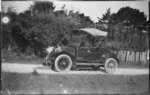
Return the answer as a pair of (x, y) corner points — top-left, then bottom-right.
(54, 54), (72, 72)
(104, 58), (118, 73)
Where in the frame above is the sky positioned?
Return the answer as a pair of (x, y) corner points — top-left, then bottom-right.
(1, 1), (149, 22)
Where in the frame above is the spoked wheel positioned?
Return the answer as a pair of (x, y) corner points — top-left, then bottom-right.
(54, 54), (72, 72)
(104, 58), (118, 73)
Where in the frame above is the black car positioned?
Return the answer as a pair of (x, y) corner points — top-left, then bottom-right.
(44, 28), (119, 73)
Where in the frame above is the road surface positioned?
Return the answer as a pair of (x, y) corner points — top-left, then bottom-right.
(1, 63), (149, 94)
(2, 63), (149, 75)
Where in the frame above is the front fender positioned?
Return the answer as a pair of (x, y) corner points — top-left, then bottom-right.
(54, 51), (75, 62)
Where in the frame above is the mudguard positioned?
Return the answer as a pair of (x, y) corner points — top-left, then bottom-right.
(54, 51), (76, 63)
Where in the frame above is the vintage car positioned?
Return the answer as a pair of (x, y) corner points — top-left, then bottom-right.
(44, 28), (119, 73)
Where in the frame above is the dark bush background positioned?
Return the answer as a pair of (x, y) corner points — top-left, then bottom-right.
(1, 1), (149, 61)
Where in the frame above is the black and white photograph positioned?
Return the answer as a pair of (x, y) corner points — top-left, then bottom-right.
(1, 0), (149, 94)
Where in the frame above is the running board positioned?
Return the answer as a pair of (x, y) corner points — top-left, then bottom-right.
(76, 62), (103, 66)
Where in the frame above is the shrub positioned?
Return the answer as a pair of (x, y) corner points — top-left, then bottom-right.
(1, 49), (40, 62)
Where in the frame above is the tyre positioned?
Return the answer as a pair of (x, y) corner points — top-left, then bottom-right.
(104, 58), (118, 73)
(54, 54), (72, 72)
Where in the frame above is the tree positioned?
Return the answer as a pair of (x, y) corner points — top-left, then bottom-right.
(98, 6), (148, 51)
(97, 8), (111, 31)
(32, 1), (55, 15)
(1, 6), (18, 50)
(112, 7), (147, 30)
(2, 2), (96, 58)
(98, 8), (111, 24)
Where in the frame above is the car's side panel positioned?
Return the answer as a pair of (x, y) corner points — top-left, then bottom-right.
(76, 47), (118, 64)
(77, 48), (102, 61)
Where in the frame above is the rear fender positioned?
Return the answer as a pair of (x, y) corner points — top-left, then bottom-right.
(102, 53), (119, 65)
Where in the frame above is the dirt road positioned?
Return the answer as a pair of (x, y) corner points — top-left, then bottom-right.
(1, 63), (149, 94)
(2, 63), (149, 75)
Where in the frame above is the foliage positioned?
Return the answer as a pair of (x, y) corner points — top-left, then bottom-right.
(1, 2), (149, 61)
(112, 7), (147, 29)
(98, 8), (111, 23)
(32, 1), (55, 15)
(1, 49), (39, 62)
(1, 1), (94, 58)
(98, 7), (148, 52)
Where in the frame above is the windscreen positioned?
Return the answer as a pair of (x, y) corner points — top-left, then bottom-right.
(60, 38), (69, 46)
(69, 31), (81, 47)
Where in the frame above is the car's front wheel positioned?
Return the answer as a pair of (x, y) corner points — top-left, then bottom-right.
(104, 58), (118, 73)
(54, 54), (72, 72)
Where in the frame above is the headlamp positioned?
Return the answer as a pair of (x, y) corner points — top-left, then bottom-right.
(47, 47), (54, 53)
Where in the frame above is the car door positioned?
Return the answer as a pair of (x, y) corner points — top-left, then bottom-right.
(77, 47), (91, 61)
(77, 47), (103, 62)
(89, 48), (102, 61)
(77, 39), (96, 62)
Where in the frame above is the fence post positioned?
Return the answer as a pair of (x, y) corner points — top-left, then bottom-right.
(128, 51), (134, 62)
(140, 52), (147, 65)
(135, 52), (140, 62)
(131, 51), (135, 62)
(122, 51), (126, 62)
(126, 51), (130, 62)
(117, 51), (121, 61)
(116, 50), (148, 64)
(120, 51), (123, 61)
(147, 50), (149, 60)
